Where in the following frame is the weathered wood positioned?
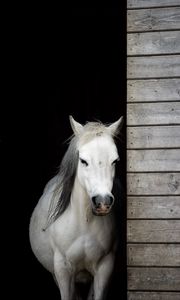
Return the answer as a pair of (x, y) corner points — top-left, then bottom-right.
(127, 196), (180, 219)
(128, 0), (180, 9)
(127, 126), (180, 149)
(127, 102), (180, 126)
(127, 79), (180, 102)
(128, 267), (180, 291)
(127, 2), (180, 298)
(127, 55), (180, 79)
(128, 291), (180, 300)
(127, 244), (180, 266)
(127, 31), (180, 55)
(127, 173), (180, 195)
(127, 220), (180, 242)
(127, 149), (180, 172)
(127, 7), (180, 32)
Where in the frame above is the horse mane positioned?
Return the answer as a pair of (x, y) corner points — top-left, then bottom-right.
(44, 136), (78, 229)
(44, 120), (117, 229)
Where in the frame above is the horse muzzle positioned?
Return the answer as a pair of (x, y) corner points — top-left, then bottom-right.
(91, 194), (114, 216)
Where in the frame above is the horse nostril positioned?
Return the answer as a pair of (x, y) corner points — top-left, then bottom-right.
(92, 196), (97, 206)
(109, 196), (114, 205)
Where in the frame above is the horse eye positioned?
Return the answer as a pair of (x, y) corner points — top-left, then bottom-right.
(80, 158), (88, 166)
(112, 158), (120, 165)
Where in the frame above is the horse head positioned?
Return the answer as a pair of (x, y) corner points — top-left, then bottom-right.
(70, 116), (123, 216)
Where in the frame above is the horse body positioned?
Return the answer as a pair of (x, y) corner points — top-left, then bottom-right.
(29, 116), (123, 300)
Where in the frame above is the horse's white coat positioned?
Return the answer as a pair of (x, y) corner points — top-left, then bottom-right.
(29, 116), (123, 300)
(78, 135), (118, 200)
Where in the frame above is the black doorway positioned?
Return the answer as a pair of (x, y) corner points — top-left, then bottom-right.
(1, 5), (126, 300)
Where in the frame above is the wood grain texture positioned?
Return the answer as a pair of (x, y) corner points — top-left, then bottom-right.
(127, 31), (180, 55)
(128, 267), (180, 290)
(127, 55), (180, 78)
(127, 79), (180, 102)
(127, 244), (180, 266)
(127, 0), (180, 9)
(127, 1), (180, 298)
(127, 7), (180, 32)
(127, 196), (180, 219)
(127, 220), (180, 242)
(127, 102), (180, 126)
(127, 149), (180, 172)
(127, 126), (180, 149)
(128, 292), (180, 300)
(127, 173), (180, 195)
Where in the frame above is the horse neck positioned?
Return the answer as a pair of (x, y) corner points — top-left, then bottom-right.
(70, 176), (92, 223)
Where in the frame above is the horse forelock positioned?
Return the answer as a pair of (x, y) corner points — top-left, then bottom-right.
(78, 121), (110, 146)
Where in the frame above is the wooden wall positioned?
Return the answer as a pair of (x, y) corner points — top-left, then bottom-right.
(127, 0), (180, 299)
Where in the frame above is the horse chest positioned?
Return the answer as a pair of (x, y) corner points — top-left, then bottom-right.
(69, 233), (105, 259)
(65, 233), (109, 275)
(52, 217), (114, 273)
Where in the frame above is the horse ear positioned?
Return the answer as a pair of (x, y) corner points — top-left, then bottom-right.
(108, 116), (124, 136)
(69, 116), (84, 136)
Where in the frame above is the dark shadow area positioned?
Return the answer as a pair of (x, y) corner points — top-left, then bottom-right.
(1, 3), (126, 299)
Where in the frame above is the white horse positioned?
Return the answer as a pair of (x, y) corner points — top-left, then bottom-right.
(29, 116), (123, 300)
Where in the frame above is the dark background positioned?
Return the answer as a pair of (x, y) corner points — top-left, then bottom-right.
(1, 4), (126, 299)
